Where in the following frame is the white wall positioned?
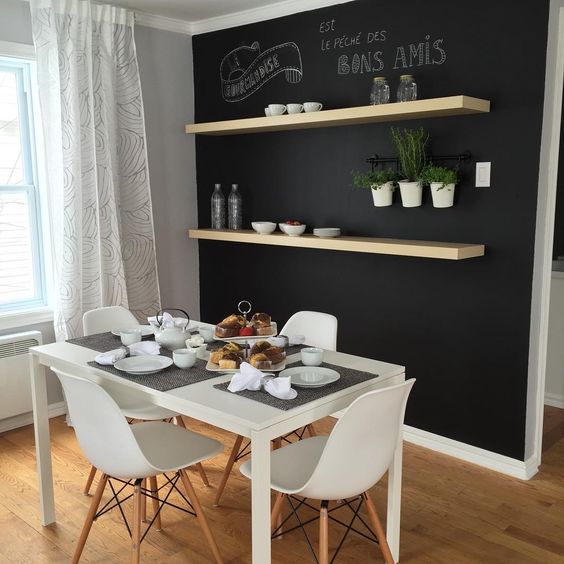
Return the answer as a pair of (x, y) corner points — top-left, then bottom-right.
(546, 273), (564, 407)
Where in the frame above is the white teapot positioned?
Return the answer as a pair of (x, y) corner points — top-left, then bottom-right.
(151, 308), (191, 352)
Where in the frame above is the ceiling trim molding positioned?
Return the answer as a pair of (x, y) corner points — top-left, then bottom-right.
(190, 0), (357, 35)
(134, 11), (192, 35)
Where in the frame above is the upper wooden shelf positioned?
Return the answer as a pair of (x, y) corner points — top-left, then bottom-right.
(185, 96), (490, 136)
(188, 229), (485, 260)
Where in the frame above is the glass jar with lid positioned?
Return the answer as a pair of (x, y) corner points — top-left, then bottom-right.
(370, 77), (390, 105)
(397, 75), (417, 102)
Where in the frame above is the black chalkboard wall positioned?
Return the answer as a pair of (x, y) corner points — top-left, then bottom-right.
(192, 0), (550, 460)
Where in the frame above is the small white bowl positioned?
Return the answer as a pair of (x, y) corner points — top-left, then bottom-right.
(252, 221), (277, 235)
(313, 228), (341, 238)
(279, 223), (306, 236)
(301, 347), (324, 366)
(173, 348), (197, 369)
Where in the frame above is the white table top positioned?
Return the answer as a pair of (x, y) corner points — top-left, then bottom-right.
(31, 340), (405, 436)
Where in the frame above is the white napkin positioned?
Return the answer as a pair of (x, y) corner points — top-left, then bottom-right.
(264, 375), (297, 400)
(94, 341), (161, 365)
(227, 362), (297, 400)
(288, 334), (306, 346)
(147, 312), (187, 330)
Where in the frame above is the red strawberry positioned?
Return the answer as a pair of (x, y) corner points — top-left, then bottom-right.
(239, 326), (254, 336)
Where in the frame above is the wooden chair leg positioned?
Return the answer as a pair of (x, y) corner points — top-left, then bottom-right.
(72, 473), (108, 564)
(175, 416), (211, 487)
(148, 476), (162, 531)
(271, 492), (285, 535)
(131, 481), (142, 564)
(140, 478), (147, 523)
(214, 434), (244, 507)
(363, 491), (395, 564)
(83, 465), (97, 496)
(319, 500), (329, 564)
(306, 424), (317, 437)
(179, 469), (223, 564)
(196, 462), (211, 487)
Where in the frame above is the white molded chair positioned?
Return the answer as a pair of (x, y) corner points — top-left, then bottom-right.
(55, 369), (224, 564)
(280, 311), (338, 351)
(82, 306), (209, 494)
(213, 310), (338, 507)
(240, 379), (415, 564)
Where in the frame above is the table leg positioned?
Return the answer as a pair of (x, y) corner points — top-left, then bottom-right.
(250, 430), (271, 563)
(386, 434), (403, 563)
(29, 354), (56, 525)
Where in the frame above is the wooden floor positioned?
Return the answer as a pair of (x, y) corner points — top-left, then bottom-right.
(0, 407), (563, 563)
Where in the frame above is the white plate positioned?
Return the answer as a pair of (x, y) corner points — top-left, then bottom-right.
(216, 322), (278, 342)
(206, 358), (286, 373)
(280, 366), (340, 387)
(114, 355), (173, 374)
(313, 228), (341, 238)
(111, 325), (154, 337)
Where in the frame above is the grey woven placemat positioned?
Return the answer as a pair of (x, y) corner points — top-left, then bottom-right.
(67, 331), (223, 392)
(68, 331), (154, 352)
(213, 361), (379, 411)
(86, 357), (221, 391)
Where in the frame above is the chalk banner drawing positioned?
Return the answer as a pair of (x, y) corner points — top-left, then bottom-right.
(220, 41), (303, 102)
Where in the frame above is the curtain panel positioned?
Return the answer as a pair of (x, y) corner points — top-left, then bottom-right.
(30, 0), (161, 340)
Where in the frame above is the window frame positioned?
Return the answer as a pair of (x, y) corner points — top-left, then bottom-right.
(0, 41), (50, 322)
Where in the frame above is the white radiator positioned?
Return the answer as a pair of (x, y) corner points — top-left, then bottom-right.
(0, 330), (42, 420)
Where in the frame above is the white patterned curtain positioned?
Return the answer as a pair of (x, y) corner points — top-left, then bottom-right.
(30, 0), (161, 340)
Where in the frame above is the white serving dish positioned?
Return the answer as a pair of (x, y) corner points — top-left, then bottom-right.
(217, 322), (278, 342)
(279, 366), (340, 388)
(313, 228), (341, 238)
(111, 325), (154, 337)
(206, 359), (286, 373)
(252, 221), (277, 235)
(279, 223), (306, 236)
(114, 355), (173, 375)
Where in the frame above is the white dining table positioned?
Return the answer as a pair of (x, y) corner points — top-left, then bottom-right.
(29, 329), (406, 563)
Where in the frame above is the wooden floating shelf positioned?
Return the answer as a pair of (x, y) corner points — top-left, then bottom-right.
(185, 96), (490, 136)
(188, 229), (485, 260)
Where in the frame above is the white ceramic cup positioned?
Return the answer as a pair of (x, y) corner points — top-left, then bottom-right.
(173, 348), (197, 369)
(264, 107), (272, 117)
(120, 329), (142, 346)
(303, 102), (323, 113)
(268, 104), (287, 116)
(194, 343), (209, 360)
(301, 347), (324, 366)
(287, 103), (304, 114)
(198, 326), (215, 343)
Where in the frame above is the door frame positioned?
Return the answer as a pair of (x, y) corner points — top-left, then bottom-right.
(527, 0), (564, 472)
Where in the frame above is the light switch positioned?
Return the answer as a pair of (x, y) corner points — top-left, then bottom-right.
(476, 162), (491, 187)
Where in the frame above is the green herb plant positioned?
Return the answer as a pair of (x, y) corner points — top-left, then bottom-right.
(421, 165), (459, 190)
(352, 168), (398, 190)
(390, 127), (429, 182)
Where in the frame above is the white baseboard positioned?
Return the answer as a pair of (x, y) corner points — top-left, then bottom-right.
(0, 401), (67, 434)
(545, 392), (564, 408)
(403, 425), (538, 480)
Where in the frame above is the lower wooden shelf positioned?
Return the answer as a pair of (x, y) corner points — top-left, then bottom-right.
(188, 229), (485, 260)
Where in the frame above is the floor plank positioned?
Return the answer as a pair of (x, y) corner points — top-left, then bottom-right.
(0, 407), (561, 563)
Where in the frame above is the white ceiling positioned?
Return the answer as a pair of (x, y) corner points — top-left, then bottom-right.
(111, 0), (295, 22)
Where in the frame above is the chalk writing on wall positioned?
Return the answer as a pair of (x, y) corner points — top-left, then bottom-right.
(220, 41), (303, 102)
(318, 18), (447, 75)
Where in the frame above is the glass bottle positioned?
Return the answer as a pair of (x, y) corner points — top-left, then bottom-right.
(397, 74), (417, 102)
(228, 184), (242, 230)
(211, 184), (225, 229)
(370, 76), (390, 105)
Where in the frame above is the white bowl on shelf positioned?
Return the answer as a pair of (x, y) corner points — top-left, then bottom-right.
(252, 221), (277, 234)
(279, 223), (306, 237)
(313, 228), (341, 238)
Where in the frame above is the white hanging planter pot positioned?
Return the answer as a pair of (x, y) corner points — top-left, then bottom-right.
(398, 180), (423, 207)
(370, 181), (394, 207)
(430, 182), (456, 208)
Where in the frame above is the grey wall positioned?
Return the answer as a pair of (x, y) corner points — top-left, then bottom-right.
(135, 25), (200, 320)
(0, 1), (199, 422)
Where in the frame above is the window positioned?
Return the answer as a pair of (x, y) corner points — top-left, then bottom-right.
(0, 54), (46, 313)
